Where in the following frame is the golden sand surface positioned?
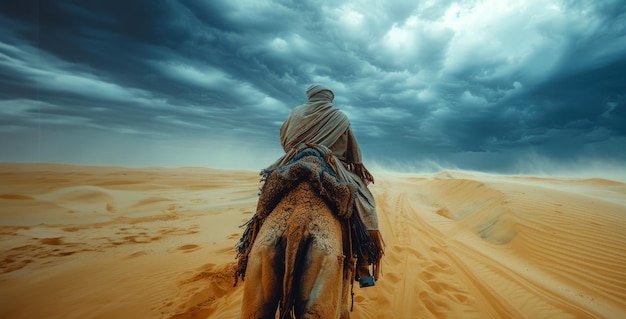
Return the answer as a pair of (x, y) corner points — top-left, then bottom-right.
(1, 163), (625, 318)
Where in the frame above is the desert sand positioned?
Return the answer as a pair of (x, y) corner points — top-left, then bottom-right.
(1, 163), (625, 319)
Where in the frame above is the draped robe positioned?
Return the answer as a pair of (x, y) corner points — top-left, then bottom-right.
(266, 92), (379, 231)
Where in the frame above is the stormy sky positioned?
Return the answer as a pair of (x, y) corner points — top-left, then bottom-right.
(1, 0), (625, 177)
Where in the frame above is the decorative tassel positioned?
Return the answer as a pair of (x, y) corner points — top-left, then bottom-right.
(234, 216), (260, 286)
(352, 163), (375, 185)
(368, 230), (385, 280)
(349, 214), (385, 281)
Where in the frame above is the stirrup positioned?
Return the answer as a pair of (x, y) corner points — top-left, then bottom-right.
(358, 275), (375, 288)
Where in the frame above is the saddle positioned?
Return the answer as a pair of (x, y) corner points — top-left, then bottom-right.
(234, 147), (356, 284)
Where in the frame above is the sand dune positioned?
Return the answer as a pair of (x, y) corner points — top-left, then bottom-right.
(1, 163), (625, 318)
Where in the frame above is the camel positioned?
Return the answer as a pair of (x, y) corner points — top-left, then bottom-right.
(239, 178), (354, 319)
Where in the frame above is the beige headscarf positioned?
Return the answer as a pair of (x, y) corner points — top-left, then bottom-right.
(305, 84), (334, 101)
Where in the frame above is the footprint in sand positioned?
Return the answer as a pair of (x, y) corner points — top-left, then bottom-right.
(385, 272), (402, 284)
(215, 246), (235, 254)
(436, 207), (451, 218)
(40, 237), (64, 245)
(0, 194), (33, 200)
(127, 251), (148, 258)
(177, 244), (200, 252)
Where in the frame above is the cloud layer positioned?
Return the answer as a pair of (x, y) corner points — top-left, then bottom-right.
(1, 0), (625, 174)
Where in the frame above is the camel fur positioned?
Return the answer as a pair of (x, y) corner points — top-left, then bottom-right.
(238, 150), (355, 318)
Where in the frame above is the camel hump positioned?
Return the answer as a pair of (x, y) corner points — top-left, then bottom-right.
(257, 147), (355, 221)
(239, 151), (351, 318)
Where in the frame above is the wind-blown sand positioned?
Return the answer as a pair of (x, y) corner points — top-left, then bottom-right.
(1, 163), (625, 319)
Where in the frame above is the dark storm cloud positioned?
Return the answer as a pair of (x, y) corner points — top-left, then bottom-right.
(1, 0), (625, 173)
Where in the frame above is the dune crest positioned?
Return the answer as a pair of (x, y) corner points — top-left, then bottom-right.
(1, 164), (625, 318)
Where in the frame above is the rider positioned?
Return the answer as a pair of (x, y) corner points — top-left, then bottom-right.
(267, 84), (384, 284)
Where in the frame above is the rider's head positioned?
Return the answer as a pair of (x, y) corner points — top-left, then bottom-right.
(305, 84), (334, 102)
